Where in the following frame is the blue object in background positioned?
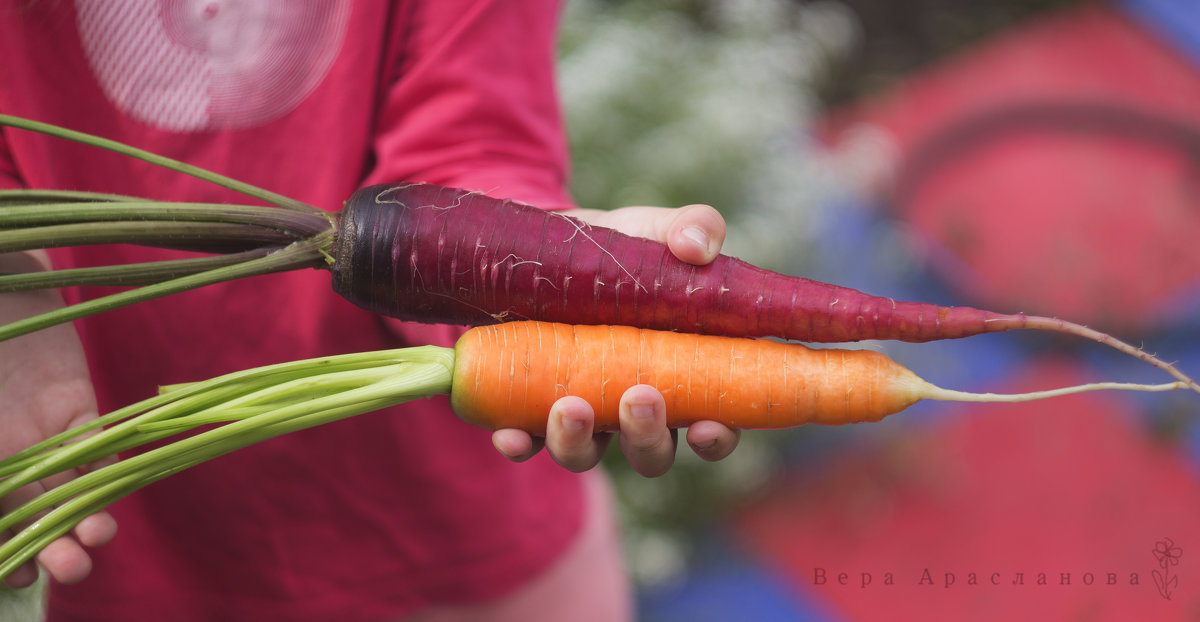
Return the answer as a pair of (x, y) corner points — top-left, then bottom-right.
(807, 196), (1028, 419)
(1118, 0), (1200, 475)
(1122, 0), (1200, 67)
(638, 531), (841, 622)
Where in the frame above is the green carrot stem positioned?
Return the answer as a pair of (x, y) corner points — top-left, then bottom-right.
(0, 233), (332, 343)
(139, 403), (308, 434)
(0, 374), (250, 475)
(132, 369), (402, 435)
(0, 395), (375, 581)
(0, 248), (276, 292)
(0, 201), (331, 235)
(0, 114), (321, 214)
(0, 116), (338, 342)
(0, 381), (417, 534)
(0, 351), (453, 580)
(0, 472), (144, 581)
(0, 346), (442, 479)
(0, 381), (272, 489)
(0, 189), (144, 206)
(131, 404), (292, 432)
(0, 349), (452, 527)
(0, 220), (305, 254)
(0, 383), (222, 475)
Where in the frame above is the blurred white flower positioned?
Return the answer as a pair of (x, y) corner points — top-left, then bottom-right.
(559, 0), (859, 271)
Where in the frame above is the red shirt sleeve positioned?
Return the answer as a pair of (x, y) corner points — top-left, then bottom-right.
(363, 0), (576, 211)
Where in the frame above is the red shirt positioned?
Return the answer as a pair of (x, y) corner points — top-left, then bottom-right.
(0, 2), (583, 620)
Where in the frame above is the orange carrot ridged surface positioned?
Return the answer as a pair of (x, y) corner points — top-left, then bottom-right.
(450, 322), (1186, 435)
(450, 322), (919, 433)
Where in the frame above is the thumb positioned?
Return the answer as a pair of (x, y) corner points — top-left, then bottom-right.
(565, 204), (726, 265)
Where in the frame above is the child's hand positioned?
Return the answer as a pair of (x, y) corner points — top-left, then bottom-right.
(491, 204), (740, 476)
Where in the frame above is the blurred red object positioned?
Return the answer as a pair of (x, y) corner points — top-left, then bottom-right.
(733, 358), (1200, 620)
(731, 5), (1200, 620)
(822, 3), (1200, 334)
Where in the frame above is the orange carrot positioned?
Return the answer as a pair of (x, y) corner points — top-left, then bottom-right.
(0, 321), (1186, 584)
(450, 322), (1185, 435)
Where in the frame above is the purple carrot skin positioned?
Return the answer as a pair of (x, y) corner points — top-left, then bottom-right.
(330, 183), (1200, 393)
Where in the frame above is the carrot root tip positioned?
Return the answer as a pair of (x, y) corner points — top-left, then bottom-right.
(918, 380), (1187, 404)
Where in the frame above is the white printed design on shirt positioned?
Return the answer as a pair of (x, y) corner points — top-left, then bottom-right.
(75, 0), (350, 131)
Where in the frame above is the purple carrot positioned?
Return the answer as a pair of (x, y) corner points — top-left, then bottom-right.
(330, 183), (1199, 394)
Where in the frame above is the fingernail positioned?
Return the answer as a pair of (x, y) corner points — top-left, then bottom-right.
(694, 438), (717, 451)
(561, 413), (586, 431)
(682, 226), (709, 253)
(629, 403), (656, 421)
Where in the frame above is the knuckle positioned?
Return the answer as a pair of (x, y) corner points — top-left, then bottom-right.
(546, 436), (598, 473)
(553, 451), (597, 473)
(622, 430), (677, 477)
(627, 431), (671, 454)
